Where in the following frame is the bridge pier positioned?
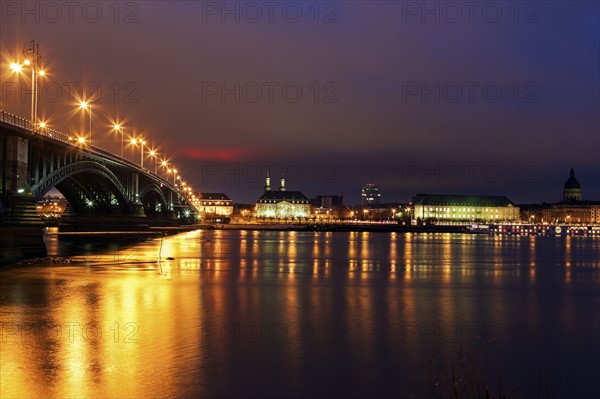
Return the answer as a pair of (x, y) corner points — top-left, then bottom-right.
(0, 194), (47, 263)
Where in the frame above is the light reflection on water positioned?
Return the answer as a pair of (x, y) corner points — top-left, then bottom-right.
(1, 230), (599, 398)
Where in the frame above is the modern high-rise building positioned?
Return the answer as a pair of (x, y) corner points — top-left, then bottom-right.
(361, 184), (381, 206)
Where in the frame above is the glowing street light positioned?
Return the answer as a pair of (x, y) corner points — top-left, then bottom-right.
(149, 149), (158, 174)
(78, 100), (92, 148)
(168, 168), (178, 186)
(9, 63), (22, 73)
(9, 41), (46, 130)
(130, 137), (145, 168)
(113, 123), (125, 160)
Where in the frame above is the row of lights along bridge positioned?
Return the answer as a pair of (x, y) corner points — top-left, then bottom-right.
(6, 41), (197, 201)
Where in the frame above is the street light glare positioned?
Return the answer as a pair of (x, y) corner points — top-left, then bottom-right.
(23, 59), (31, 66)
(77, 137), (86, 144)
(39, 122), (46, 128)
(79, 101), (89, 109)
(113, 124), (121, 130)
(10, 63), (22, 73)
(131, 138), (137, 144)
(39, 70), (46, 76)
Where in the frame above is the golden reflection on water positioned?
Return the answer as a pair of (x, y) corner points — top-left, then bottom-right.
(2, 230), (600, 397)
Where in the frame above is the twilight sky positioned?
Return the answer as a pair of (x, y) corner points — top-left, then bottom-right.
(1, 1), (598, 204)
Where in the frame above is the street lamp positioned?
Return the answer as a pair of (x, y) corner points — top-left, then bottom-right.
(168, 168), (178, 186)
(9, 41), (46, 130)
(113, 123), (124, 160)
(78, 100), (92, 148)
(130, 137), (145, 168)
(149, 149), (158, 174)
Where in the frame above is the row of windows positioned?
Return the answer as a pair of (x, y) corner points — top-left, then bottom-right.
(200, 201), (232, 206)
(259, 200), (308, 204)
(424, 206), (514, 213)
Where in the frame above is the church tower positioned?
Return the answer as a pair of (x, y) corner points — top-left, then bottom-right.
(279, 175), (286, 191)
(562, 168), (582, 202)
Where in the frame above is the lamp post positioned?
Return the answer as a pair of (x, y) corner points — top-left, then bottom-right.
(149, 150), (158, 174)
(168, 168), (178, 187)
(130, 137), (145, 168)
(78, 100), (92, 148)
(140, 138), (145, 169)
(9, 40), (45, 130)
(113, 123), (124, 160)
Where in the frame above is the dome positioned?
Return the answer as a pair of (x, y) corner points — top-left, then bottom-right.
(563, 168), (581, 190)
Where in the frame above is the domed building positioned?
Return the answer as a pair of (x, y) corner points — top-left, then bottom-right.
(563, 168), (582, 202)
(528, 168), (600, 224)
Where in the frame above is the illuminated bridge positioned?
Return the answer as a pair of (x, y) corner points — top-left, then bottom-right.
(0, 110), (200, 260)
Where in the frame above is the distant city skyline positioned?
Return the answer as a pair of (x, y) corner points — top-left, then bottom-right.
(1, 2), (598, 203)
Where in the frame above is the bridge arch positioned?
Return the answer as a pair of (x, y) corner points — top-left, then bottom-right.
(30, 161), (131, 215)
(139, 183), (168, 217)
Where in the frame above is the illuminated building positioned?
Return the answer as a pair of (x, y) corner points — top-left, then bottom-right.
(412, 194), (519, 222)
(361, 184), (381, 206)
(255, 174), (310, 218)
(196, 193), (234, 221)
(311, 194), (344, 219)
(537, 168), (599, 224)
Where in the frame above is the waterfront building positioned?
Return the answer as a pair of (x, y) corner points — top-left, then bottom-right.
(196, 193), (234, 221)
(541, 204), (599, 224)
(412, 194), (519, 223)
(311, 194), (344, 219)
(35, 195), (68, 220)
(535, 168), (600, 224)
(361, 184), (381, 206)
(255, 174), (311, 219)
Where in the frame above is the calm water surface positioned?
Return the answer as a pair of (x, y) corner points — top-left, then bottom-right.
(1, 230), (599, 398)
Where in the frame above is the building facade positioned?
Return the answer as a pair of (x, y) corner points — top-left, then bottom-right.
(196, 193), (234, 220)
(520, 169), (599, 224)
(412, 194), (519, 223)
(311, 194), (344, 219)
(361, 184), (381, 206)
(540, 204), (598, 224)
(255, 174), (311, 219)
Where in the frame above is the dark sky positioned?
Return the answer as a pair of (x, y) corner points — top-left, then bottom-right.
(1, 1), (598, 204)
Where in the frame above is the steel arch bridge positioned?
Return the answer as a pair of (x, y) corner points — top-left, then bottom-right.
(0, 109), (199, 231)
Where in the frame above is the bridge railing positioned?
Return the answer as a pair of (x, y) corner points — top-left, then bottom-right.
(1, 109), (200, 212)
(0, 109), (32, 130)
(1, 109), (131, 161)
